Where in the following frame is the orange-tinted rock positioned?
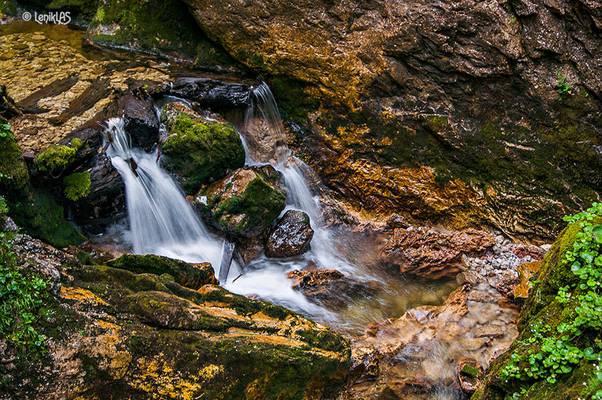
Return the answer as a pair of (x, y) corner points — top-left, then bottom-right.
(380, 226), (495, 279)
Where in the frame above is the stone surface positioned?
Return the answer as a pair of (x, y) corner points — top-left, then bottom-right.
(266, 210), (314, 258)
(197, 166), (286, 239)
(288, 268), (380, 310)
(183, 0), (602, 240)
(118, 92), (160, 151)
(1, 234), (350, 400)
(379, 226), (496, 279)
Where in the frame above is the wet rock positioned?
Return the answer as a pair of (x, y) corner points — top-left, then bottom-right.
(458, 359), (481, 394)
(288, 269), (380, 310)
(197, 166), (286, 239)
(513, 261), (541, 301)
(70, 153), (125, 231)
(156, 77), (250, 109)
(118, 92), (159, 151)
(108, 254), (217, 289)
(266, 210), (314, 258)
(380, 226), (495, 279)
(161, 102), (245, 194)
(3, 242), (350, 400)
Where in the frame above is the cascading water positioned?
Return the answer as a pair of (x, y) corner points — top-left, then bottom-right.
(104, 117), (222, 267)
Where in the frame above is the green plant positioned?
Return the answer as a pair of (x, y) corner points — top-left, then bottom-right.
(0, 122), (14, 140)
(0, 231), (50, 353)
(0, 196), (7, 220)
(555, 71), (572, 96)
(34, 138), (82, 176)
(63, 172), (91, 201)
(500, 203), (602, 396)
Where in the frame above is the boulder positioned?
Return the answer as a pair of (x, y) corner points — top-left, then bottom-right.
(161, 102), (245, 194)
(266, 210), (314, 258)
(156, 77), (251, 109)
(288, 269), (380, 310)
(118, 93), (159, 151)
(380, 226), (496, 279)
(197, 166), (286, 239)
(108, 254), (217, 289)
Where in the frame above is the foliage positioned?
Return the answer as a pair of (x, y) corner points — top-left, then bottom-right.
(0, 122), (13, 140)
(0, 231), (50, 353)
(0, 123), (29, 192)
(34, 138), (82, 176)
(0, 196), (7, 220)
(63, 172), (91, 201)
(500, 203), (602, 398)
(555, 71), (572, 97)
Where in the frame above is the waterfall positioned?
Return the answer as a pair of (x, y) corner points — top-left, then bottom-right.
(243, 82), (350, 270)
(105, 117), (222, 268)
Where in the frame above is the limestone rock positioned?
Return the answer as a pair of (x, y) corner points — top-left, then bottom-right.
(266, 210), (314, 258)
(118, 92), (160, 151)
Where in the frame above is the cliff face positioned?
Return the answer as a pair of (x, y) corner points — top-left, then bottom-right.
(182, 0), (602, 240)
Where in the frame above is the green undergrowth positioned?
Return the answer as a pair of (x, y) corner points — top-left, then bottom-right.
(498, 203), (602, 399)
(0, 229), (50, 356)
(34, 138), (82, 177)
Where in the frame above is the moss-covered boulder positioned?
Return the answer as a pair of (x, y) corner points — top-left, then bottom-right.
(473, 203), (602, 400)
(161, 103), (245, 194)
(198, 166), (286, 239)
(2, 240), (350, 399)
(108, 254), (217, 289)
(0, 122), (29, 196)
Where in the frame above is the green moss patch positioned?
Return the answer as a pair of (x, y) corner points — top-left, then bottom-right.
(63, 171), (91, 201)
(162, 111), (245, 194)
(34, 138), (82, 176)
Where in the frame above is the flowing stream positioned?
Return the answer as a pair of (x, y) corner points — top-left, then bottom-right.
(105, 83), (455, 332)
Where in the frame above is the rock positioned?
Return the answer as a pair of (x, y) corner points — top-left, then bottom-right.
(266, 210), (314, 258)
(458, 359), (481, 394)
(118, 92), (159, 151)
(288, 269), (380, 310)
(108, 254), (217, 289)
(182, 0), (602, 240)
(0, 85), (20, 120)
(155, 77), (251, 109)
(70, 153), (126, 231)
(197, 166), (286, 239)
(161, 102), (245, 194)
(2, 243), (350, 400)
(380, 226), (495, 279)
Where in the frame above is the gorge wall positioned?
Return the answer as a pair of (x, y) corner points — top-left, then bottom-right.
(181, 0), (602, 241)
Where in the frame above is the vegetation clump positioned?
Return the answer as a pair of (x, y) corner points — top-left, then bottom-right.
(0, 122), (29, 194)
(494, 203), (602, 399)
(63, 171), (91, 201)
(34, 138), (82, 176)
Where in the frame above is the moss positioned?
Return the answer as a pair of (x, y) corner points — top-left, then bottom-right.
(88, 0), (234, 68)
(10, 188), (85, 248)
(0, 129), (29, 196)
(63, 171), (91, 201)
(269, 76), (320, 123)
(34, 138), (82, 176)
(207, 170), (286, 238)
(108, 254), (216, 289)
(162, 112), (245, 194)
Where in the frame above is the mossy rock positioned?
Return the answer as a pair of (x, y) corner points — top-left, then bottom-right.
(161, 104), (245, 194)
(199, 166), (286, 238)
(108, 254), (217, 289)
(34, 138), (82, 177)
(87, 0), (234, 68)
(10, 188), (85, 248)
(63, 171), (91, 202)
